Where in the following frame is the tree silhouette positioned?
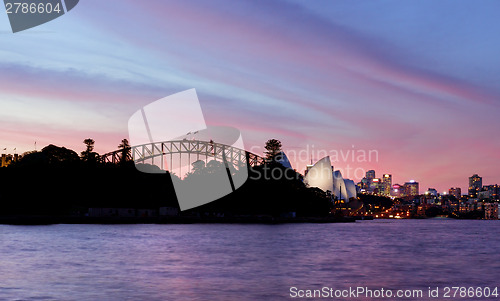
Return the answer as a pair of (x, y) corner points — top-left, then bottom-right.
(84, 138), (94, 152)
(118, 139), (131, 164)
(42, 144), (80, 166)
(191, 160), (206, 175)
(16, 144), (80, 168)
(264, 139), (282, 160)
(81, 138), (99, 165)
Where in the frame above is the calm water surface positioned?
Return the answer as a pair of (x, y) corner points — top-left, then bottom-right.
(1, 219), (499, 300)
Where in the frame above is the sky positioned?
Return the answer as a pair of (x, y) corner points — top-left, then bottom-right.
(1, 0), (499, 193)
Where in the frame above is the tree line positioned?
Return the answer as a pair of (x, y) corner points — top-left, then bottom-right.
(13, 138), (131, 168)
(0, 138), (334, 218)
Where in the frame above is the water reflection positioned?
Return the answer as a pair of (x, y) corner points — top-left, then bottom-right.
(1, 220), (499, 300)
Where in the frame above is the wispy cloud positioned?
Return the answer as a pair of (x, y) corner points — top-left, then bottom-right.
(0, 0), (499, 191)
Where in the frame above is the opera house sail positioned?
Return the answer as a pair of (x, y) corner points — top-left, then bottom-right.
(276, 151), (293, 169)
(333, 170), (349, 202)
(344, 179), (357, 200)
(304, 156), (334, 194)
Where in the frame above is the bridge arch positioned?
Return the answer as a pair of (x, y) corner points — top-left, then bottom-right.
(100, 139), (265, 174)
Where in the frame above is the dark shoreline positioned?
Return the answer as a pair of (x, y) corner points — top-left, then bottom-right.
(0, 215), (357, 225)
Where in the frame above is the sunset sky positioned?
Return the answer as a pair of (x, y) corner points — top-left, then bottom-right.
(1, 0), (499, 192)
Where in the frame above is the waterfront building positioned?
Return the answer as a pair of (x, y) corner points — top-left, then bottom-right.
(484, 203), (499, 220)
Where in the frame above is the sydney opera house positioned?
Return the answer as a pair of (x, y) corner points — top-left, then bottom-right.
(302, 156), (357, 202)
(276, 153), (357, 202)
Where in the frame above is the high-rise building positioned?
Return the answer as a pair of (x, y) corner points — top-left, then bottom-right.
(404, 180), (419, 197)
(370, 178), (381, 194)
(449, 187), (462, 199)
(360, 177), (370, 190)
(381, 174), (392, 196)
(363, 170), (377, 193)
(366, 170), (375, 181)
(468, 174), (482, 198)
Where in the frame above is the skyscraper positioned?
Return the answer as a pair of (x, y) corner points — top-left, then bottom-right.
(381, 174), (392, 196)
(468, 174), (482, 198)
(365, 170), (376, 193)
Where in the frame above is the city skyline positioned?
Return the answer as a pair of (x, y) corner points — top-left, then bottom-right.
(1, 0), (500, 193)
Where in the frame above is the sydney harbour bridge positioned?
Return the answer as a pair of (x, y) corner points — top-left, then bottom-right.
(99, 139), (265, 175)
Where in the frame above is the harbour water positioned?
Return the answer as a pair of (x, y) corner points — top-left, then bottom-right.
(1, 219), (499, 300)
